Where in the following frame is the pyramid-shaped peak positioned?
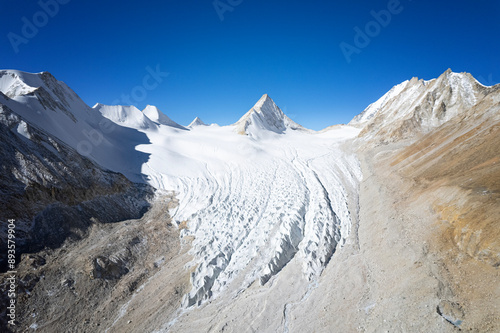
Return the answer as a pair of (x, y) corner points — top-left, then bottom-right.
(188, 117), (207, 128)
(258, 93), (271, 102)
(234, 94), (304, 136)
(254, 94), (276, 109)
(250, 94), (284, 120)
(436, 68), (477, 83)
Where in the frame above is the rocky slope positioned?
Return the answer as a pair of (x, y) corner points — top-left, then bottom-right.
(0, 76), (155, 331)
(350, 69), (491, 143)
(0, 102), (154, 265)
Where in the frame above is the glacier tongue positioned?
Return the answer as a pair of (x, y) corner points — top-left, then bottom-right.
(162, 127), (362, 307)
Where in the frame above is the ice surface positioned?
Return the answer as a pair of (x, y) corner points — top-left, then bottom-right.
(140, 125), (362, 306)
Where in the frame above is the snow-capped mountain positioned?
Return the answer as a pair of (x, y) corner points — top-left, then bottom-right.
(143, 104), (186, 129)
(0, 91), (153, 271)
(350, 69), (490, 142)
(93, 104), (158, 131)
(0, 70), (154, 183)
(1, 68), (499, 332)
(234, 94), (305, 137)
(188, 116), (207, 128)
(0, 69), (361, 311)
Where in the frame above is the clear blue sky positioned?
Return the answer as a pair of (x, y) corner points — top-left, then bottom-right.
(2, 0), (499, 130)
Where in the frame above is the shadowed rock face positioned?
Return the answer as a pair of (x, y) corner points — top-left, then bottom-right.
(0, 102), (154, 272)
(0, 195), (190, 333)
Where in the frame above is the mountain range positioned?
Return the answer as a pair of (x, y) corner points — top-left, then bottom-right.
(0, 69), (498, 332)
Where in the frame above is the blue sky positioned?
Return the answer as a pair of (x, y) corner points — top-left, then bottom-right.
(2, 0), (499, 130)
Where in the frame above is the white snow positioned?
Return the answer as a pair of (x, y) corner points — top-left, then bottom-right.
(0, 70), (40, 97)
(6, 70), (452, 310)
(349, 70), (485, 142)
(187, 116), (207, 128)
(129, 113), (362, 306)
(94, 104), (158, 131)
(3, 68), (488, 309)
(350, 79), (410, 125)
(234, 94), (305, 138)
(143, 105), (186, 129)
(0, 71), (364, 308)
(15, 120), (32, 139)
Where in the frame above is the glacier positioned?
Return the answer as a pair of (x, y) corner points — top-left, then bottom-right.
(2, 68), (500, 332)
(0, 69), (363, 309)
(114, 95), (363, 307)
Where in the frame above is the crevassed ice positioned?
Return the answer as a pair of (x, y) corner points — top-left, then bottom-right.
(168, 135), (361, 307)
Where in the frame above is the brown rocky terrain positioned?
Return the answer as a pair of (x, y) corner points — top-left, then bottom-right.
(1, 194), (192, 333)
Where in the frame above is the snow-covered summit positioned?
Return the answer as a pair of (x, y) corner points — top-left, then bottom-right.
(0, 70), (75, 98)
(234, 94), (304, 137)
(0, 70), (154, 183)
(350, 69), (491, 142)
(350, 79), (411, 126)
(93, 103), (158, 131)
(0, 70), (91, 122)
(188, 116), (207, 128)
(0, 70), (39, 97)
(143, 105), (186, 130)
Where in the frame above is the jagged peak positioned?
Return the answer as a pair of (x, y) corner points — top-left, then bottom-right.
(253, 93), (273, 108)
(234, 94), (304, 136)
(350, 69), (492, 143)
(92, 103), (158, 131)
(251, 94), (284, 117)
(188, 116), (207, 128)
(350, 69), (488, 128)
(0, 70), (40, 97)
